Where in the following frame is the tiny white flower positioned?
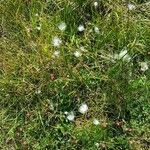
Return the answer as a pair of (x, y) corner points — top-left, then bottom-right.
(95, 143), (99, 147)
(94, 1), (98, 7)
(119, 50), (128, 58)
(114, 49), (131, 62)
(94, 26), (100, 34)
(122, 54), (131, 62)
(78, 25), (85, 32)
(36, 25), (41, 31)
(128, 4), (136, 10)
(66, 111), (75, 121)
(74, 51), (82, 57)
(140, 62), (148, 72)
(35, 13), (39, 17)
(52, 36), (62, 47)
(93, 119), (100, 125)
(64, 111), (68, 115)
(79, 103), (88, 114)
(58, 22), (67, 31)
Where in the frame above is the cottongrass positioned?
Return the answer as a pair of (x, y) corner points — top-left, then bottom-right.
(128, 3), (136, 10)
(66, 111), (75, 121)
(78, 25), (85, 32)
(114, 49), (131, 62)
(94, 26), (100, 34)
(58, 22), (67, 31)
(79, 103), (88, 114)
(93, 119), (100, 125)
(93, 1), (98, 7)
(95, 143), (100, 148)
(35, 13), (39, 17)
(36, 25), (41, 31)
(74, 51), (82, 57)
(64, 111), (68, 115)
(140, 62), (149, 72)
(52, 36), (62, 47)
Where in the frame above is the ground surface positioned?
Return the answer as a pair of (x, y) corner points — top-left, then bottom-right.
(0, 0), (150, 149)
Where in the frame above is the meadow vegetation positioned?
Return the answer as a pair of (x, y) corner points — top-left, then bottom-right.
(0, 0), (150, 149)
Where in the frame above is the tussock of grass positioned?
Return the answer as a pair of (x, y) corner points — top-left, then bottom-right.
(1, 0), (150, 149)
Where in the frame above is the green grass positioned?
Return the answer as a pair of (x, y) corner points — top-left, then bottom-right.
(1, 0), (150, 149)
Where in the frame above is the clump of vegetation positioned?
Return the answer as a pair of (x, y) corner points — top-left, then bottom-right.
(1, 0), (150, 149)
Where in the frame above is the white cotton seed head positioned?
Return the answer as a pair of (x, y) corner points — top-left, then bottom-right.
(114, 50), (131, 62)
(78, 25), (85, 32)
(58, 22), (67, 31)
(94, 26), (100, 34)
(95, 143), (100, 147)
(93, 119), (100, 125)
(35, 13), (39, 17)
(94, 2), (98, 7)
(74, 51), (82, 57)
(119, 50), (131, 62)
(36, 25), (41, 31)
(128, 4), (136, 10)
(64, 111), (68, 115)
(66, 112), (75, 121)
(52, 37), (62, 47)
(140, 62), (148, 72)
(123, 54), (131, 62)
(119, 50), (128, 58)
(79, 103), (88, 114)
